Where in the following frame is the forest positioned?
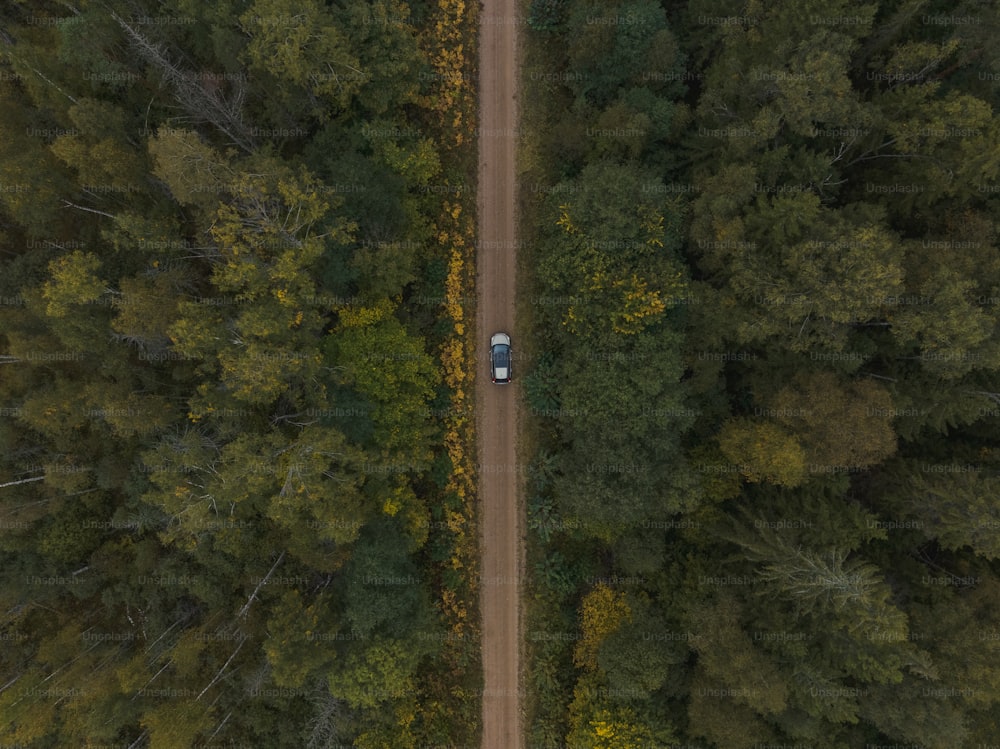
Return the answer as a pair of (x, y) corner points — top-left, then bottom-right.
(6, 0), (1000, 747)
(0, 0), (480, 746)
(521, 0), (1000, 746)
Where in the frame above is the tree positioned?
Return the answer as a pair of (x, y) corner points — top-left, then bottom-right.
(573, 584), (631, 671)
(147, 127), (233, 211)
(541, 163), (686, 312)
(41, 251), (107, 317)
(341, 0), (425, 116)
(528, 0), (566, 32)
(567, 699), (675, 749)
(553, 330), (701, 537)
(564, 0), (678, 106)
(717, 418), (807, 487)
(911, 576), (1000, 707)
(48, 98), (147, 193)
(687, 683), (780, 748)
(0, 60), (76, 235)
(327, 636), (423, 710)
(17, 376), (92, 443)
(328, 299), (440, 472)
(890, 264), (1000, 380)
(110, 10), (254, 151)
(264, 589), (336, 688)
(265, 424), (369, 563)
(521, 0), (1000, 743)
(685, 0), (874, 164)
(684, 591), (790, 716)
(111, 272), (185, 354)
(764, 370), (898, 470)
(364, 122), (442, 188)
(858, 676), (968, 749)
(340, 518), (430, 640)
(692, 190), (907, 352)
(168, 163), (351, 406)
(239, 0), (362, 112)
(0, 2), (476, 745)
(141, 699), (215, 749)
(716, 515), (919, 686)
(881, 464), (1000, 559)
(596, 601), (685, 700)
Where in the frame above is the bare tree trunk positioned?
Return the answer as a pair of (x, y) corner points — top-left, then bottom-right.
(0, 674), (21, 695)
(0, 476), (44, 489)
(307, 686), (344, 749)
(205, 710), (233, 742)
(238, 551), (285, 619)
(63, 201), (115, 219)
(143, 615), (189, 655)
(110, 12), (255, 153)
(16, 60), (78, 104)
(196, 638), (245, 700)
(131, 660), (172, 701)
(968, 390), (1000, 406)
(861, 372), (898, 383)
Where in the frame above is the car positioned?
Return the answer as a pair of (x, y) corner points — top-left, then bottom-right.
(490, 332), (512, 384)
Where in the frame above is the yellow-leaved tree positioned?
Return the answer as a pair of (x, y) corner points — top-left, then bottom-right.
(573, 583), (631, 671)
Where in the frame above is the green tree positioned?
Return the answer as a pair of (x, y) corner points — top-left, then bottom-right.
(717, 514), (920, 686)
(858, 676), (968, 749)
(596, 601), (685, 700)
(328, 299), (440, 472)
(340, 518), (430, 639)
(142, 699), (215, 749)
(564, 0), (680, 106)
(686, 670), (778, 748)
(567, 692), (675, 749)
(684, 591), (790, 716)
(264, 589), (336, 688)
(239, 0), (362, 111)
(342, 0), (425, 115)
(328, 636), (424, 710)
(0, 64), (75, 235)
(881, 464), (1000, 559)
(48, 98), (147, 193)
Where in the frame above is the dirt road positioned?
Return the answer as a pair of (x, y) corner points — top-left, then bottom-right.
(476, 0), (522, 745)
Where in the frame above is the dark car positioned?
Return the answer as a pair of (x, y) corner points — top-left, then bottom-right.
(490, 332), (511, 384)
